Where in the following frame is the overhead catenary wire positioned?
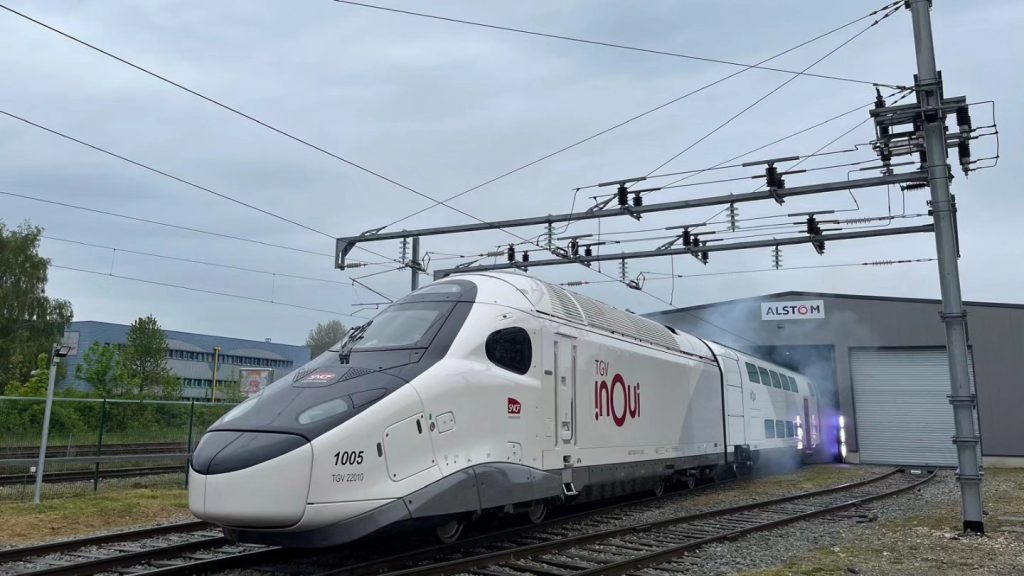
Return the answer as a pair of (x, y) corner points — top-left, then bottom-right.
(564, 257), (937, 285)
(375, 0), (908, 230)
(0, 189), (385, 264)
(0, 110), (408, 269)
(0, 2), (475, 239)
(50, 263), (368, 321)
(687, 88), (913, 228)
(42, 234), (361, 288)
(638, 2), (903, 180)
(331, 0), (903, 89)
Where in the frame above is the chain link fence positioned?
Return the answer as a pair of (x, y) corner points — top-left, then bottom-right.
(0, 396), (235, 501)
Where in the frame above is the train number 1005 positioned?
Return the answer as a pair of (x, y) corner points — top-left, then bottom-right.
(333, 450), (364, 466)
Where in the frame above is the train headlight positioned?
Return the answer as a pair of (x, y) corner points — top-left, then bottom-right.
(839, 428), (846, 443)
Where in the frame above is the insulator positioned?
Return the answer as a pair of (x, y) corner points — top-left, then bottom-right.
(956, 105), (972, 132)
(843, 217), (875, 225)
(813, 239), (825, 256)
(565, 280), (585, 287)
(690, 234), (699, 249)
(618, 259), (628, 282)
(617, 185), (628, 207)
(727, 203), (739, 231)
(771, 246), (782, 270)
(584, 245), (593, 257)
(700, 242), (709, 265)
(345, 262), (367, 268)
(632, 192), (643, 207)
(900, 182), (928, 192)
(506, 244), (515, 263)
(874, 87), (885, 109)
(805, 216), (818, 236)
(400, 238), (409, 262)
(682, 229), (692, 247)
(958, 140), (972, 173)
(521, 251), (530, 263)
(569, 239), (579, 257)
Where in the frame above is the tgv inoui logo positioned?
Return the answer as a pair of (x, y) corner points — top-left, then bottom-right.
(593, 360), (640, 427)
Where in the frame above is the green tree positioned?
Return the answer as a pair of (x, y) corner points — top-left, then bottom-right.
(305, 319), (347, 358)
(75, 341), (122, 398)
(5, 353), (51, 397)
(118, 315), (178, 398)
(0, 221), (74, 393)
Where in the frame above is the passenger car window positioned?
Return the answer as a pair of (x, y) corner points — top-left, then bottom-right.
(775, 420), (786, 438)
(485, 327), (532, 375)
(764, 419), (776, 439)
(780, 375), (792, 392)
(788, 376), (799, 394)
(786, 421), (795, 438)
(758, 367), (771, 386)
(745, 362), (760, 383)
(769, 371), (783, 389)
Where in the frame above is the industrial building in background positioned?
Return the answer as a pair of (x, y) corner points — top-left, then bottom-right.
(61, 321), (310, 400)
(648, 292), (1023, 469)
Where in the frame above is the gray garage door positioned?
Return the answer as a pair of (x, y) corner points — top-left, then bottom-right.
(851, 348), (977, 467)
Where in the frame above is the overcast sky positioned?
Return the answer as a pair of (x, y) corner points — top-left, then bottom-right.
(2, 0), (1020, 345)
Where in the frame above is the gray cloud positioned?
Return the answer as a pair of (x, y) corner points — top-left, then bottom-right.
(1, 0), (1020, 344)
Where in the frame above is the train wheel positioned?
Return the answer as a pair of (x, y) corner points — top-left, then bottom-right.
(435, 518), (464, 544)
(652, 480), (666, 497)
(527, 501), (547, 524)
(684, 475), (696, 490)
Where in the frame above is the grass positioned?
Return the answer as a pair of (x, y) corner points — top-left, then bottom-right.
(0, 478), (190, 546)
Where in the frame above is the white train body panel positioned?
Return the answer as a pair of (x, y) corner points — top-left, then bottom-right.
(188, 272), (820, 547)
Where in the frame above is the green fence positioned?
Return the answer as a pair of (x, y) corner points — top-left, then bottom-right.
(0, 396), (235, 501)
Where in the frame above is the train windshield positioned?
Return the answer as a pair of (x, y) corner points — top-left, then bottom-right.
(350, 302), (452, 351)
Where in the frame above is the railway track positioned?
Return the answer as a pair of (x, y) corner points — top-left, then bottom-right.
(364, 467), (932, 576)
(0, 474), (734, 576)
(0, 465), (184, 487)
(0, 520), (233, 576)
(0, 468), (929, 576)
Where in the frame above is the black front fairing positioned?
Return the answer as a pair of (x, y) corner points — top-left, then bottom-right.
(204, 280), (477, 443)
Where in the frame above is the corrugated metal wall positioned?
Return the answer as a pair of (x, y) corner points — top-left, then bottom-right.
(851, 348), (977, 467)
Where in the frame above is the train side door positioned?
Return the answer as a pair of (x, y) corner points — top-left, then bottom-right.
(553, 335), (577, 447)
(722, 357), (747, 446)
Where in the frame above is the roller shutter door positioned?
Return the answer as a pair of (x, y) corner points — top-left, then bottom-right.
(851, 348), (977, 467)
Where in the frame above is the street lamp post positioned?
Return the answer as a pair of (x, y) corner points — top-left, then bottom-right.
(211, 346), (221, 402)
(34, 343), (73, 504)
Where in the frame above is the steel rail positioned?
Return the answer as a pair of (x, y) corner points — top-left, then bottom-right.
(11, 536), (229, 576)
(378, 468), (929, 576)
(0, 465), (184, 486)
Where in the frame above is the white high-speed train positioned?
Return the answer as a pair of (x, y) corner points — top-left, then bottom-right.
(189, 272), (821, 547)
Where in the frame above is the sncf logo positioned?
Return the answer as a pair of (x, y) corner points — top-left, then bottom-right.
(507, 397), (522, 416)
(594, 373), (640, 427)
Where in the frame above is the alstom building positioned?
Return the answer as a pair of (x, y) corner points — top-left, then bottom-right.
(647, 292), (1024, 468)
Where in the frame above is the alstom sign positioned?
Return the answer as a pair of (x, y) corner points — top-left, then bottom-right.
(761, 300), (825, 320)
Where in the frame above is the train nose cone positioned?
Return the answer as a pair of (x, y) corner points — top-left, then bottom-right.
(189, 431), (311, 528)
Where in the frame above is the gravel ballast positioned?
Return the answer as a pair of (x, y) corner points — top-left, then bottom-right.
(647, 468), (1024, 575)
